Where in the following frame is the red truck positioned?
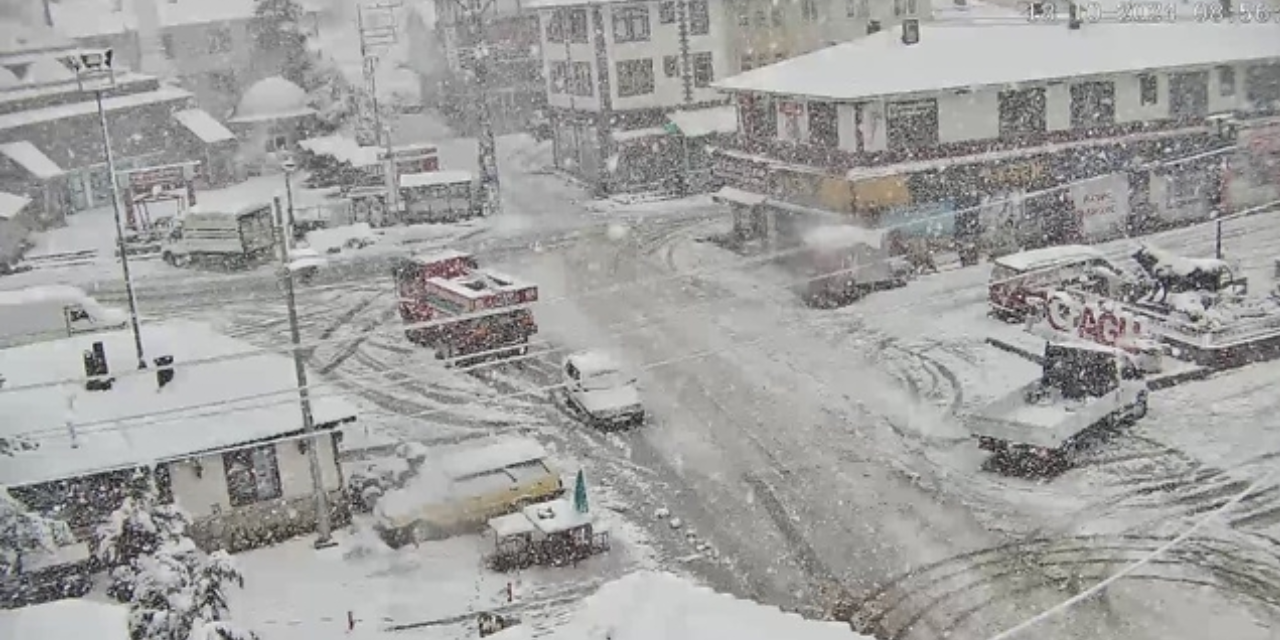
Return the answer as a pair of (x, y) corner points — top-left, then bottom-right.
(392, 251), (538, 364)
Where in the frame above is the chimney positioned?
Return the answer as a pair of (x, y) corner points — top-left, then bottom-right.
(84, 341), (114, 391)
(866, 19), (882, 35)
(154, 355), (175, 389)
(901, 19), (920, 45)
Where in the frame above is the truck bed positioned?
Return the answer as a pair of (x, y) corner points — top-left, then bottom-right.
(967, 381), (1117, 450)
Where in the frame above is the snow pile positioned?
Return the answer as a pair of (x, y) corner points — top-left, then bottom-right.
(302, 222), (377, 253)
(298, 135), (382, 166)
(1164, 292), (1280, 331)
(1137, 243), (1230, 278)
(231, 76), (316, 123)
(494, 571), (866, 640)
(21, 56), (75, 84)
(802, 224), (884, 251)
(0, 599), (130, 640)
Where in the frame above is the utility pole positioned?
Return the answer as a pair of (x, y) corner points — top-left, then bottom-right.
(357, 1), (402, 224)
(272, 191), (334, 549)
(456, 0), (502, 216)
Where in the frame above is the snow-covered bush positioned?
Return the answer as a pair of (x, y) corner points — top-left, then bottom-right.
(0, 488), (73, 576)
(123, 541), (256, 640)
(93, 488), (192, 569)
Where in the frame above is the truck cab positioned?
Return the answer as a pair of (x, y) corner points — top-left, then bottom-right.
(970, 340), (1149, 476)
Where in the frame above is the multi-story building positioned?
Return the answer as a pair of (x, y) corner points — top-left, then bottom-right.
(710, 21), (1280, 250)
(45, 0), (321, 120)
(530, 0), (931, 194)
(428, 0), (545, 135)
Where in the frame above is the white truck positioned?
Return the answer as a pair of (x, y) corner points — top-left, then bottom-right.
(969, 340), (1150, 475)
(562, 350), (645, 429)
(0, 285), (127, 348)
(161, 202), (277, 269)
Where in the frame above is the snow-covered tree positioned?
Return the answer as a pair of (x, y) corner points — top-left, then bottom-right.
(0, 487), (73, 577)
(251, 0), (313, 87)
(116, 540), (258, 640)
(93, 482), (191, 568)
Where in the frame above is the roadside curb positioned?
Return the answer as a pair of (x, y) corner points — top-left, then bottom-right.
(984, 336), (1213, 390)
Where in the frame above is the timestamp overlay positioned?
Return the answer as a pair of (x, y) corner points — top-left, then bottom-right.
(1016, 1), (1278, 23)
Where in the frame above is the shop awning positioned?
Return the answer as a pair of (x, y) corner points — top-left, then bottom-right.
(0, 141), (63, 179)
(0, 191), (32, 220)
(667, 105), (738, 138)
(712, 186), (767, 207)
(173, 109), (236, 144)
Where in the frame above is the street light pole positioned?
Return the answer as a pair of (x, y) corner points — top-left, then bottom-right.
(272, 185), (334, 549)
(74, 50), (146, 370)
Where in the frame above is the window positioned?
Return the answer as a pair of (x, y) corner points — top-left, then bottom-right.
(663, 54), (680, 78)
(802, 0), (820, 21)
(807, 101), (838, 149)
(659, 0), (677, 23)
(224, 446), (282, 507)
(207, 25), (232, 53)
(1167, 170), (1205, 208)
(570, 9), (589, 42)
(613, 6), (650, 42)
(692, 52), (713, 87)
(1218, 65), (1236, 98)
(847, 0), (869, 17)
(1169, 71), (1208, 119)
(616, 58), (654, 96)
(688, 0), (710, 35)
(571, 61), (593, 96)
(886, 99), (939, 152)
(1139, 73), (1159, 106)
(754, 7), (767, 24)
(161, 33), (175, 59)
(774, 50), (786, 63)
(894, 0), (918, 16)
(266, 133), (289, 153)
(997, 88), (1046, 138)
(740, 94), (777, 139)
(549, 60), (566, 93)
(209, 70), (237, 94)
(1245, 63), (1280, 106)
(546, 11), (565, 42)
(1070, 81), (1115, 129)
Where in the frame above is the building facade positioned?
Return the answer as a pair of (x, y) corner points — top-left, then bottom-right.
(711, 22), (1280, 251)
(533, 0), (931, 194)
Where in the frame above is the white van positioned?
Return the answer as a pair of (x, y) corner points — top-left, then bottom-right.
(988, 245), (1129, 321)
(562, 350), (645, 429)
(0, 286), (128, 348)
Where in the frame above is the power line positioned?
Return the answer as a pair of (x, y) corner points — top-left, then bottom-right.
(983, 462), (1280, 640)
(11, 195), (1277, 443)
(0, 145), (1268, 397)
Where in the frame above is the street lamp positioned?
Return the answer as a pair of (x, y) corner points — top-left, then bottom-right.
(63, 48), (147, 370)
(273, 159), (334, 549)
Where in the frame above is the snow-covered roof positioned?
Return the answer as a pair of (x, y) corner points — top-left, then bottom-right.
(408, 248), (474, 265)
(0, 320), (358, 486)
(523, 498), (593, 535)
(0, 71), (157, 105)
(802, 225), (885, 251)
(429, 269), (534, 300)
(0, 284), (121, 311)
(0, 85), (191, 132)
(400, 170), (473, 189)
(298, 135), (381, 166)
(0, 599), (130, 640)
(668, 105), (738, 138)
(0, 141), (64, 178)
(994, 244), (1104, 272)
(713, 186), (767, 207)
(173, 108), (236, 144)
(230, 76), (315, 124)
(0, 191), (32, 219)
(21, 56), (76, 84)
(714, 23), (1280, 101)
(488, 511), (538, 538)
(494, 571), (867, 640)
(566, 350), (623, 377)
(48, 0), (323, 38)
(437, 436), (548, 480)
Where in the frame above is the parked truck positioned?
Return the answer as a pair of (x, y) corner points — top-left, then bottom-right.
(160, 202), (276, 269)
(968, 340), (1150, 475)
(793, 225), (905, 308)
(392, 250), (538, 365)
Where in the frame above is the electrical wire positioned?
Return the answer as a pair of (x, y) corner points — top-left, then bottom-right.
(1, 144), (1260, 396)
